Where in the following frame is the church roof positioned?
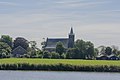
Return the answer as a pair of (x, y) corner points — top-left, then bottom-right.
(45, 38), (69, 49)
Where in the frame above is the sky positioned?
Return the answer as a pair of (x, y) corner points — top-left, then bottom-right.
(0, 0), (120, 48)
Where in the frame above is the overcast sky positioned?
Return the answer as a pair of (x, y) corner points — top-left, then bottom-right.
(0, 0), (120, 48)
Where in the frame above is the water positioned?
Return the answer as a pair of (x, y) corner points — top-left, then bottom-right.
(0, 71), (120, 80)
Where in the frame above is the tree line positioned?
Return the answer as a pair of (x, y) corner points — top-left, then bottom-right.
(0, 35), (120, 59)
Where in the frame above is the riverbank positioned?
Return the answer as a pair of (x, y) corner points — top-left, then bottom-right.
(0, 58), (120, 72)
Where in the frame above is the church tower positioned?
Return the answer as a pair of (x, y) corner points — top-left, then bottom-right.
(68, 27), (75, 48)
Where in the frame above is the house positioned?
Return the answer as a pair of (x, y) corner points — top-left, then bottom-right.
(12, 46), (27, 57)
(44, 27), (75, 52)
(96, 54), (119, 60)
(108, 55), (119, 60)
(96, 55), (108, 60)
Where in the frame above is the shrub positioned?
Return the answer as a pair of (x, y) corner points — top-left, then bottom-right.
(61, 53), (66, 59)
(50, 52), (60, 59)
(43, 51), (51, 58)
(0, 63), (120, 72)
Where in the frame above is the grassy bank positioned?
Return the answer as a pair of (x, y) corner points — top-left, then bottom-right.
(0, 58), (120, 72)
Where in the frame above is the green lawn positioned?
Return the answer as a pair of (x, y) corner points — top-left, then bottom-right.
(0, 58), (120, 67)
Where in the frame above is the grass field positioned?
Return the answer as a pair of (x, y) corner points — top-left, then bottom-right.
(0, 58), (120, 67)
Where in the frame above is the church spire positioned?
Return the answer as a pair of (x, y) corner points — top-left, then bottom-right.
(68, 27), (75, 48)
(70, 27), (74, 34)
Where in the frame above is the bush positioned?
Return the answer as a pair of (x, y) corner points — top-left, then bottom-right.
(43, 51), (51, 58)
(61, 53), (66, 59)
(50, 52), (60, 59)
(0, 63), (120, 72)
(0, 52), (11, 58)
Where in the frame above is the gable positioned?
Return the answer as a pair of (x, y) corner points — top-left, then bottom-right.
(12, 46), (27, 55)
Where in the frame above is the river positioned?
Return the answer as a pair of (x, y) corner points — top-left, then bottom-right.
(0, 71), (119, 80)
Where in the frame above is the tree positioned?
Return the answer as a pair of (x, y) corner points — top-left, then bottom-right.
(0, 35), (13, 48)
(105, 47), (112, 55)
(29, 41), (37, 48)
(74, 39), (95, 59)
(0, 42), (12, 58)
(66, 48), (74, 59)
(13, 37), (29, 50)
(74, 39), (86, 59)
(97, 46), (106, 55)
(41, 40), (46, 51)
(27, 47), (38, 58)
(111, 45), (119, 55)
(94, 48), (99, 57)
(29, 41), (40, 51)
(28, 41), (37, 56)
(27, 41), (42, 58)
(117, 51), (120, 58)
(85, 41), (95, 59)
(66, 48), (79, 59)
(56, 41), (65, 56)
(61, 53), (66, 59)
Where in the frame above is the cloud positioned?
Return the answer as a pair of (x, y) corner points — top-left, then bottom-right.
(0, 0), (120, 48)
(54, 0), (111, 9)
(0, 1), (18, 6)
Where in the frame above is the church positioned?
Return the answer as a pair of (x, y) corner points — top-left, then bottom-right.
(44, 27), (75, 52)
